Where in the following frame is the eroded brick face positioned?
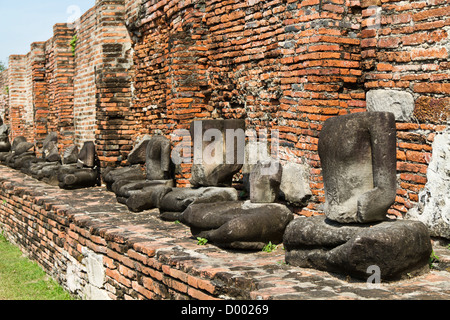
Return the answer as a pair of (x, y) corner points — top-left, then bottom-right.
(360, 0), (449, 217)
(0, 0), (448, 217)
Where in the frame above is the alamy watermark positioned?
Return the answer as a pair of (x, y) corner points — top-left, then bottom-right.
(366, 265), (381, 289)
(66, 5), (82, 29)
(170, 123), (281, 176)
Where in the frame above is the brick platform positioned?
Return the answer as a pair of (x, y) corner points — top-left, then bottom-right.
(0, 164), (449, 300)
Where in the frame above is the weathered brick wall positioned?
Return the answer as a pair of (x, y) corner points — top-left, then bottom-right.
(0, 70), (8, 121)
(127, 0), (366, 213)
(3, 0), (134, 166)
(125, 0), (449, 216)
(73, 0), (134, 167)
(360, 0), (449, 217)
(44, 24), (76, 151)
(94, 0), (135, 167)
(73, 6), (98, 147)
(8, 55), (32, 141)
(1, 0), (448, 217)
(30, 42), (48, 154)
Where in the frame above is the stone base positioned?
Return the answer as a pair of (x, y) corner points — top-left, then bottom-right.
(283, 216), (432, 281)
(183, 200), (294, 250)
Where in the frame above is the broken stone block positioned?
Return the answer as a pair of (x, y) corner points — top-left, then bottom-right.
(242, 141), (271, 192)
(159, 187), (239, 214)
(366, 89), (415, 122)
(125, 185), (173, 212)
(0, 122), (11, 152)
(318, 112), (397, 223)
(406, 126), (450, 239)
(127, 135), (151, 165)
(63, 145), (79, 165)
(76, 141), (97, 169)
(43, 140), (61, 163)
(182, 201), (294, 250)
(146, 135), (173, 181)
(189, 119), (246, 187)
(284, 216), (432, 281)
(102, 165), (145, 191)
(58, 141), (100, 189)
(249, 160), (282, 203)
(279, 162), (312, 206)
(13, 141), (34, 156)
(115, 179), (174, 199)
(5, 136), (36, 169)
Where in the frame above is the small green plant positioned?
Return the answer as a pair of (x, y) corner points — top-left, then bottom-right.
(69, 35), (78, 56)
(197, 237), (208, 246)
(262, 242), (277, 253)
(429, 250), (440, 268)
(174, 220), (181, 224)
(3, 86), (8, 95)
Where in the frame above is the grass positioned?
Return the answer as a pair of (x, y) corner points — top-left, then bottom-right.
(262, 242), (277, 253)
(0, 233), (74, 300)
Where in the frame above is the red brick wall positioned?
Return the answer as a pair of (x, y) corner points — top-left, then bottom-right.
(73, 0), (134, 167)
(127, 0), (366, 213)
(8, 55), (31, 141)
(44, 24), (76, 151)
(360, 0), (449, 217)
(73, 6), (98, 147)
(0, 70), (8, 122)
(3, 0), (134, 166)
(94, 0), (135, 167)
(1, 0), (448, 217)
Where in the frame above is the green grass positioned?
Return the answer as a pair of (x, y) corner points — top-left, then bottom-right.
(0, 233), (74, 300)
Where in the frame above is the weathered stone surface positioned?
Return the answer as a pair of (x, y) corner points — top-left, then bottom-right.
(58, 141), (100, 189)
(59, 168), (99, 189)
(127, 135), (150, 165)
(102, 165), (145, 190)
(44, 140), (61, 162)
(77, 141), (97, 168)
(63, 145), (78, 165)
(0, 123), (11, 152)
(366, 89), (415, 122)
(42, 132), (58, 150)
(242, 141), (271, 192)
(115, 179), (173, 198)
(14, 141), (34, 156)
(249, 160), (282, 203)
(279, 162), (312, 206)
(146, 135), (173, 180)
(283, 215), (371, 248)
(11, 136), (27, 151)
(318, 112), (397, 223)
(284, 216), (432, 280)
(183, 201), (294, 250)
(189, 119), (245, 187)
(126, 185), (172, 212)
(406, 126), (450, 239)
(159, 187), (239, 213)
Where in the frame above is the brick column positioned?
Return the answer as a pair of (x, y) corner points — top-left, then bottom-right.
(94, 0), (134, 167)
(8, 55), (28, 141)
